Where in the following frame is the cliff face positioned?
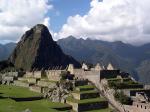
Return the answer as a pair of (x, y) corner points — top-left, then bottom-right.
(9, 24), (81, 70)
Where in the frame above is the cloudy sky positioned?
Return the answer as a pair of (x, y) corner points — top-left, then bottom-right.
(0, 0), (150, 45)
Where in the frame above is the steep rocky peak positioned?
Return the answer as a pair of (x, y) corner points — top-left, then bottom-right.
(21, 24), (53, 42)
(9, 24), (81, 70)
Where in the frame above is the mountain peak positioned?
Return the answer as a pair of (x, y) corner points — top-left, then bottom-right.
(33, 24), (49, 31)
(21, 24), (53, 42)
(9, 24), (81, 70)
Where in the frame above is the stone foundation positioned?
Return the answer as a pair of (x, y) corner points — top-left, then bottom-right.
(66, 100), (108, 112)
(29, 85), (43, 93)
(37, 80), (56, 88)
(14, 80), (30, 88)
(72, 92), (99, 100)
(27, 78), (37, 84)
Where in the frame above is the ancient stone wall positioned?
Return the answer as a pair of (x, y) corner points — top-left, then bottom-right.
(27, 78), (37, 84)
(124, 102), (150, 112)
(123, 89), (150, 97)
(37, 80), (56, 88)
(14, 80), (30, 88)
(34, 71), (42, 78)
(25, 72), (33, 78)
(29, 85), (43, 93)
(46, 70), (62, 81)
(78, 101), (108, 111)
(100, 70), (120, 79)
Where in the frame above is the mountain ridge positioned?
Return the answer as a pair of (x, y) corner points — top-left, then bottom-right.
(8, 25), (81, 70)
(0, 35), (150, 83)
(57, 36), (150, 84)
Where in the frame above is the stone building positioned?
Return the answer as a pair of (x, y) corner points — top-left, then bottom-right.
(82, 63), (89, 70)
(46, 70), (65, 81)
(124, 92), (150, 112)
(107, 63), (115, 70)
(94, 63), (104, 71)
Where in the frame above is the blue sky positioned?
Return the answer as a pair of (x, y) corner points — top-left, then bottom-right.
(49, 0), (91, 32)
(0, 0), (150, 45)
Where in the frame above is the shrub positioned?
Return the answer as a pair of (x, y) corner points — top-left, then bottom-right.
(114, 91), (132, 105)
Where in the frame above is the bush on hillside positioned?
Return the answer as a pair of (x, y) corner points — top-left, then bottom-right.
(114, 91), (132, 105)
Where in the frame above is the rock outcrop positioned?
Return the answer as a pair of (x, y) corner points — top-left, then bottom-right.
(9, 24), (81, 70)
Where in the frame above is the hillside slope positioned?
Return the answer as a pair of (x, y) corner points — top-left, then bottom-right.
(58, 36), (150, 84)
(8, 25), (81, 70)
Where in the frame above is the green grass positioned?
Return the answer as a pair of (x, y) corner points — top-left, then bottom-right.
(77, 85), (95, 89)
(0, 98), (70, 112)
(67, 96), (106, 104)
(107, 78), (132, 83)
(73, 90), (98, 94)
(0, 85), (71, 112)
(0, 85), (41, 98)
(108, 78), (143, 89)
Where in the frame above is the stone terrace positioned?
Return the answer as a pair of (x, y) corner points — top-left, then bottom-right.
(66, 80), (110, 112)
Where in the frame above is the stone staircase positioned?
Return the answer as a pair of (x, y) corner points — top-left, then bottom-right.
(66, 81), (109, 112)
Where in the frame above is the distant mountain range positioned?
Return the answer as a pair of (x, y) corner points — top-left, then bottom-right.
(58, 36), (150, 84)
(0, 36), (150, 84)
(0, 43), (16, 61)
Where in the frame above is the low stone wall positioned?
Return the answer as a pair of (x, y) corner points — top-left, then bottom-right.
(14, 80), (30, 88)
(37, 80), (56, 88)
(11, 96), (43, 102)
(3, 76), (14, 81)
(78, 101), (108, 111)
(66, 100), (78, 111)
(46, 70), (62, 81)
(76, 86), (94, 91)
(25, 72), (33, 78)
(18, 77), (27, 81)
(144, 85), (150, 89)
(80, 92), (99, 100)
(67, 99), (108, 111)
(29, 85), (43, 93)
(27, 78), (37, 84)
(75, 80), (88, 86)
(34, 71), (42, 78)
(123, 89), (150, 97)
(72, 92), (99, 100)
(100, 70), (120, 79)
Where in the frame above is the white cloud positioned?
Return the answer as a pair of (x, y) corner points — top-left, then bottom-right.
(57, 0), (150, 45)
(0, 0), (52, 42)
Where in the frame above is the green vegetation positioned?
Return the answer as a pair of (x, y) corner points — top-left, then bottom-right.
(77, 85), (95, 90)
(0, 85), (71, 112)
(0, 60), (15, 72)
(67, 96), (105, 104)
(0, 98), (70, 112)
(114, 91), (132, 105)
(73, 90), (98, 94)
(0, 85), (41, 98)
(108, 78), (143, 89)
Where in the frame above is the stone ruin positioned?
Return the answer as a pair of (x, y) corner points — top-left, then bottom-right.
(124, 92), (150, 112)
(0, 72), (19, 85)
(2, 62), (148, 112)
(82, 63), (89, 70)
(107, 63), (115, 70)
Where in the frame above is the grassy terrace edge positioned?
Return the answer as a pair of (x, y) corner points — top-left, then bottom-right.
(66, 96), (106, 104)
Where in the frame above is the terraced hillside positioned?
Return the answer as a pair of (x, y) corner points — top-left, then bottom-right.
(66, 80), (113, 112)
(0, 85), (71, 112)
